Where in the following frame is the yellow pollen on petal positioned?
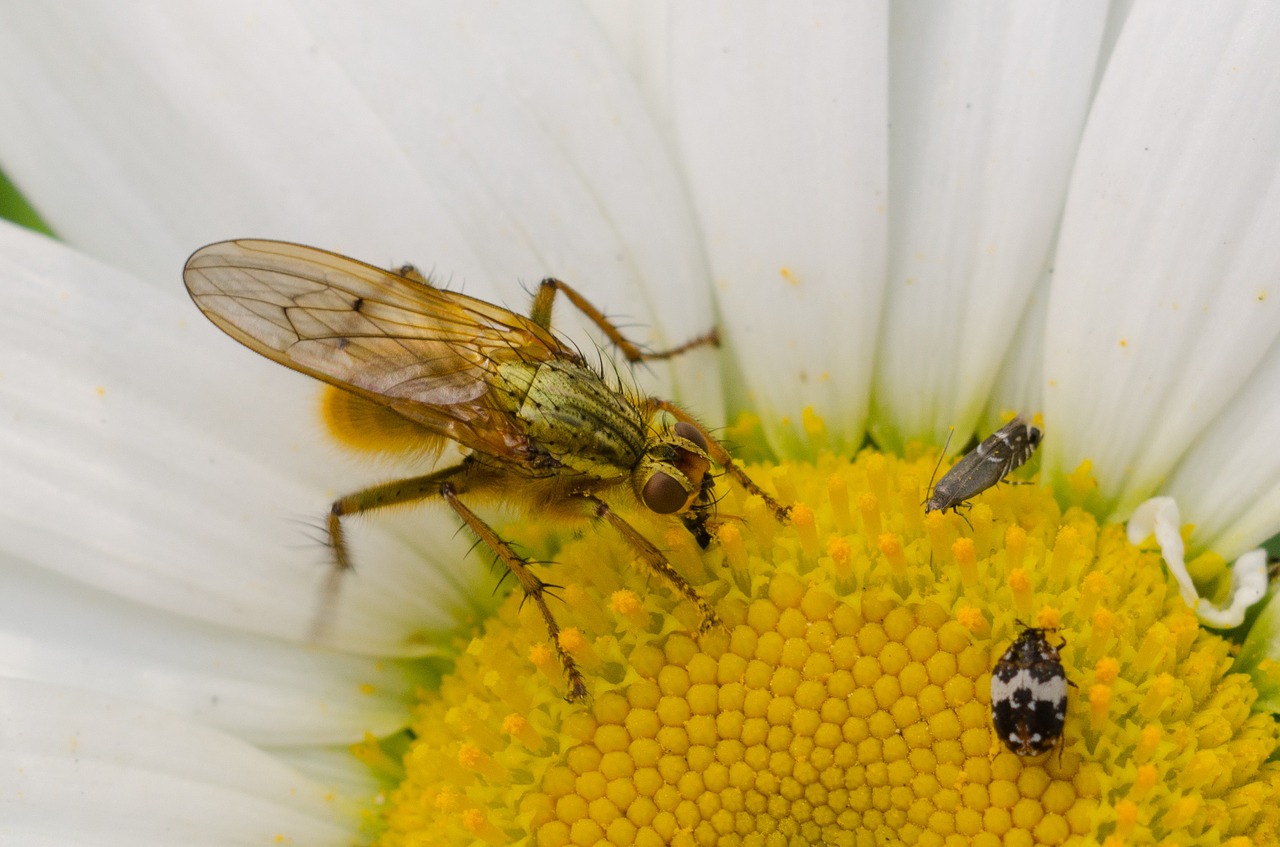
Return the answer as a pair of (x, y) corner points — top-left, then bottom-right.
(801, 405), (826, 440)
(367, 449), (1280, 847)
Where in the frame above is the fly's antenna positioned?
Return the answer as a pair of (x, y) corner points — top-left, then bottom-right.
(924, 426), (955, 503)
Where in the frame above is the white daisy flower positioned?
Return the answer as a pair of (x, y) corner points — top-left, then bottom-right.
(2, 3), (1279, 844)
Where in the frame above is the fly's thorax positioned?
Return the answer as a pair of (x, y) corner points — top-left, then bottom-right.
(496, 358), (647, 478)
(634, 420), (712, 516)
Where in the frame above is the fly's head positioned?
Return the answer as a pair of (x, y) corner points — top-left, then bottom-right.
(635, 420), (713, 521)
(681, 471), (718, 548)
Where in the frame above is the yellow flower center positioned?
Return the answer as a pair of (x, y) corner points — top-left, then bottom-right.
(365, 447), (1280, 847)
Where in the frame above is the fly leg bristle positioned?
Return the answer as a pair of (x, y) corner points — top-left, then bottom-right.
(443, 485), (589, 701)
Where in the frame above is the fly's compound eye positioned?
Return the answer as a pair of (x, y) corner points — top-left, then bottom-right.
(643, 471), (689, 514)
(673, 421), (708, 452)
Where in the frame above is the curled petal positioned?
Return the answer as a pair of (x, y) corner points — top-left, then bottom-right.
(1127, 496), (1267, 628)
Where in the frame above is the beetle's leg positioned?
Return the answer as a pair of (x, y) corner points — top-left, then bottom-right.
(579, 494), (721, 633)
(529, 277), (718, 361)
(644, 398), (791, 524)
(949, 502), (975, 531)
(325, 462), (588, 701)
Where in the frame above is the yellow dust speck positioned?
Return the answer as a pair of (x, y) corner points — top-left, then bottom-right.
(801, 405), (826, 441)
(94, 385), (106, 397)
(779, 267), (800, 286)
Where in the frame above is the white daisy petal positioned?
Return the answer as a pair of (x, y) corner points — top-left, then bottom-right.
(984, 267), (1051, 430)
(1, 558), (415, 746)
(297, 0), (722, 408)
(0, 678), (356, 845)
(581, 0), (672, 122)
(0, 4), (478, 288)
(667, 2), (888, 456)
(873, 1), (1109, 453)
(1127, 496), (1267, 628)
(269, 746), (381, 803)
(0, 221), (484, 653)
(1044, 3), (1280, 520)
(1164, 348), (1280, 560)
(0, 3), (717, 407)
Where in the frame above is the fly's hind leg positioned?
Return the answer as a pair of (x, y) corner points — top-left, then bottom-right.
(530, 277), (718, 361)
(326, 462), (588, 701)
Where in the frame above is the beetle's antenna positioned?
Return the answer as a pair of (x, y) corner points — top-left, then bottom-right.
(925, 427), (955, 503)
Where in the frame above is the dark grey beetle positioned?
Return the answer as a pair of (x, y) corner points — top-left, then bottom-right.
(924, 416), (1043, 514)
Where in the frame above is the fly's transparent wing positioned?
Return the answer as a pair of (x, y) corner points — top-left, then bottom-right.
(184, 239), (574, 458)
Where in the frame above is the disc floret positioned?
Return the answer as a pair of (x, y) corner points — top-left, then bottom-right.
(369, 448), (1280, 846)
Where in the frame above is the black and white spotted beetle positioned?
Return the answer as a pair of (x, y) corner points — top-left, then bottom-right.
(925, 416), (1043, 515)
(990, 623), (1071, 757)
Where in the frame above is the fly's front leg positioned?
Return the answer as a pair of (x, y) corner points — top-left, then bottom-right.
(529, 277), (718, 361)
(581, 494), (721, 633)
(645, 398), (792, 524)
(327, 463), (587, 701)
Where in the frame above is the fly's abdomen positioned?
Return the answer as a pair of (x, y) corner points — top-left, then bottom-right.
(502, 359), (646, 477)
